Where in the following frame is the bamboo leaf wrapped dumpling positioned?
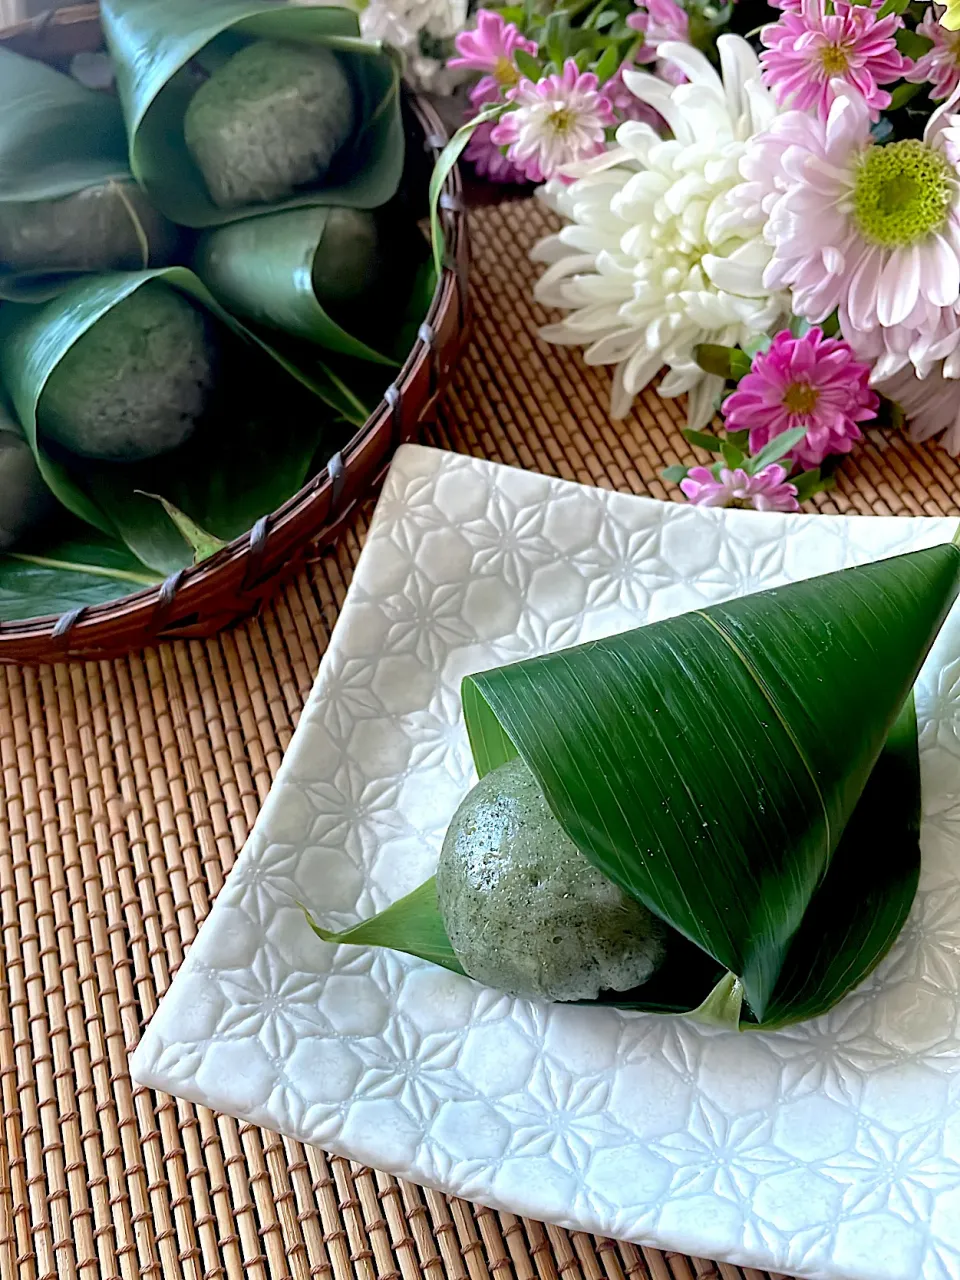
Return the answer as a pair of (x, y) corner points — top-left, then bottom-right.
(193, 205), (394, 360)
(0, 268), (361, 574)
(0, 46), (177, 299)
(0, 181), (178, 281)
(184, 40), (355, 210)
(304, 544), (960, 1030)
(37, 282), (219, 463)
(0, 409), (55, 550)
(101, 0), (405, 228)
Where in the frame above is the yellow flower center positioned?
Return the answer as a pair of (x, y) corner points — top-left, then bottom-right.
(548, 107), (575, 136)
(852, 138), (954, 247)
(782, 382), (819, 415)
(820, 43), (851, 75)
(495, 55), (518, 86)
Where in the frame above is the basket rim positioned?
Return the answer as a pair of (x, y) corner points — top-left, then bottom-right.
(0, 6), (466, 651)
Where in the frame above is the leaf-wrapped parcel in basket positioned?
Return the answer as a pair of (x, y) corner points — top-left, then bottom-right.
(306, 542), (960, 1030)
(0, 46), (177, 301)
(101, 0), (405, 227)
(0, 397), (55, 550)
(194, 206), (401, 364)
(0, 269), (359, 576)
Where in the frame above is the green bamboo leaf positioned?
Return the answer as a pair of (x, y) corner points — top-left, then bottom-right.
(0, 268), (347, 573)
(137, 493), (227, 564)
(301, 879), (466, 974)
(0, 48), (179, 299)
(692, 973), (744, 1028)
(192, 207), (397, 364)
(752, 696), (920, 1029)
(100, 0), (404, 228)
(0, 45), (128, 204)
(462, 544), (960, 1020)
(0, 519), (163, 621)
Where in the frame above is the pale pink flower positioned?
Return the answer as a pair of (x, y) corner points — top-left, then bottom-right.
(602, 64), (666, 126)
(722, 328), (877, 467)
(628, 0), (690, 85)
(491, 60), (615, 183)
(877, 361), (960, 453)
(728, 87), (960, 380)
(463, 115), (525, 183)
(906, 6), (960, 102)
(680, 464), (800, 511)
(759, 0), (908, 123)
(449, 8), (538, 104)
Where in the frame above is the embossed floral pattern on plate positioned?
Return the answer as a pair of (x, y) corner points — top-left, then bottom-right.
(132, 445), (960, 1280)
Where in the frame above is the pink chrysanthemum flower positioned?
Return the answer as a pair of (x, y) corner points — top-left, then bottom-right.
(449, 8), (538, 104)
(463, 116), (525, 183)
(727, 87), (960, 380)
(490, 60), (615, 183)
(759, 0), (908, 123)
(680, 464), (800, 511)
(628, 0), (690, 85)
(722, 328), (878, 467)
(906, 6), (960, 102)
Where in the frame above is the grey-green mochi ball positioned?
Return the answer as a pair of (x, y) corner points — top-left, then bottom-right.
(437, 756), (667, 1002)
(0, 428), (55, 550)
(183, 40), (355, 211)
(0, 181), (177, 274)
(311, 208), (382, 310)
(38, 282), (218, 463)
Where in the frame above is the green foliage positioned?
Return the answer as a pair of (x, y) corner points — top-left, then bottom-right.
(0, 519), (163, 622)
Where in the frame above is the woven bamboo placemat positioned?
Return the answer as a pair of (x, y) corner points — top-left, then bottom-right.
(1, 195), (956, 1280)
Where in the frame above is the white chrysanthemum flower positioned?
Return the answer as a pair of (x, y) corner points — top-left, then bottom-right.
(358, 0), (469, 93)
(359, 0), (467, 46)
(532, 36), (790, 427)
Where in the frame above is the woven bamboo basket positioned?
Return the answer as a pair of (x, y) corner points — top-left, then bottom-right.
(0, 3), (469, 664)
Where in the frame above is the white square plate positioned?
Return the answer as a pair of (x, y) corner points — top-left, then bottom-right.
(132, 445), (960, 1280)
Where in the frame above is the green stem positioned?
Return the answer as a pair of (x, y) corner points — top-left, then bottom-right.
(6, 553), (164, 587)
(952, 522), (960, 548)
